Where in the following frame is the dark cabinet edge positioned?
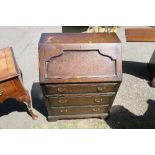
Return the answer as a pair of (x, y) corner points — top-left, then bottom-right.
(47, 113), (109, 122)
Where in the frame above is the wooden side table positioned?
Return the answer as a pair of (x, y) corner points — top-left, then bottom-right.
(0, 47), (38, 120)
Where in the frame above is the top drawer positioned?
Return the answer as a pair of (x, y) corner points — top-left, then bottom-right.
(43, 83), (119, 95)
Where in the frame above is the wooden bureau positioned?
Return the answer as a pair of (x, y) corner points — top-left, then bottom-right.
(38, 33), (122, 121)
(0, 47), (37, 119)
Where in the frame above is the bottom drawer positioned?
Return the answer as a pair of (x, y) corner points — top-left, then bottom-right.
(47, 105), (109, 116)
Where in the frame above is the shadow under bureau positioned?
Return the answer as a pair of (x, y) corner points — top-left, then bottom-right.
(38, 33), (122, 121)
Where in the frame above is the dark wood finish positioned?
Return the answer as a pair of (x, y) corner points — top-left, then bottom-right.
(45, 93), (115, 107)
(39, 33), (122, 84)
(47, 105), (109, 116)
(39, 33), (122, 121)
(43, 83), (119, 94)
(148, 50), (155, 87)
(0, 47), (38, 120)
(125, 28), (155, 42)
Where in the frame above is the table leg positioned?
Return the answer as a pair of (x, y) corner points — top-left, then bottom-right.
(18, 93), (38, 120)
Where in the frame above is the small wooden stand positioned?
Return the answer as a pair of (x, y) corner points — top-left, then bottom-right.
(0, 47), (38, 120)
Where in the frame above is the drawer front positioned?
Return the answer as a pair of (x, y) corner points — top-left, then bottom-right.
(45, 93), (115, 107)
(43, 83), (119, 94)
(47, 105), (109, 116)
(0, 78), (25, 102)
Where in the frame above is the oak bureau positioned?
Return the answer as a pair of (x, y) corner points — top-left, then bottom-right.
(38, 33), (122, 121)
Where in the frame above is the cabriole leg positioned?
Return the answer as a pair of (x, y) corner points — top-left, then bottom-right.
(19, 94), (38, 120)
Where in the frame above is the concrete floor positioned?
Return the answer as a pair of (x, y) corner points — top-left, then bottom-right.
(0, 26), (155, 129)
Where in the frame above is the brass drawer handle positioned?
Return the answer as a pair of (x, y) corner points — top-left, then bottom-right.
(58, 99), (67, 104)
(0, 89), (3, 96)
(60, 109), (68, 113)
(94, 98), (103, 103)
(92, 108), (100, 112)
(97, 86), (106, 92)
(57, 87), (66, 93)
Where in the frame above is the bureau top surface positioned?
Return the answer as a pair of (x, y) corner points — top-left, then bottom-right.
(0, 47), (19, 82)
(39, 33), (121, 44)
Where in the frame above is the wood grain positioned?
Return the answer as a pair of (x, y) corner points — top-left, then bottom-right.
(39, 33), (122, 121)
(40, 32), (121, 44)
(0, 47), (19, 82)
(125, 28), (155, 42)
(39, 33), (122, 83)
(0, 47), (38, 120)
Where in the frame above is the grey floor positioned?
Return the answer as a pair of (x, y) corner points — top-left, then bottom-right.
(0, 26), (155, 129)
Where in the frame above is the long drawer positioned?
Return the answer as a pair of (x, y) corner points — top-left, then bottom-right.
(47, 105), (109, 116)
(43, 83), (119, 94)
(45, 93), (115, 107)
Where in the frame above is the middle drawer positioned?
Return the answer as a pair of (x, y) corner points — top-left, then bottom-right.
(45, 93), (115, 107)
